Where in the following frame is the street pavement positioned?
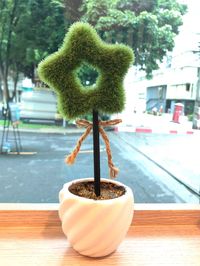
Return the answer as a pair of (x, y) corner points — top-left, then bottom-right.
(0, 128), (199, 203)
(117, 132), (200, 199)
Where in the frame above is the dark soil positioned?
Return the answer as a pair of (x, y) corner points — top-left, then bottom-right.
(69, 181), (126, 200)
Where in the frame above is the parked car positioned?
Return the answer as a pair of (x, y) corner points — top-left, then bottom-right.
(19, 89), (62, 124)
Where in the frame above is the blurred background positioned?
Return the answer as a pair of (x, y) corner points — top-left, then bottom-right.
(0, 0), (199, 204)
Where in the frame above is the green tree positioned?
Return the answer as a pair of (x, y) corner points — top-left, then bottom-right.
(0, 0), (66, 103)
(79, 0), (187, 77)
(64, 0), (83, 22)
(0, 0), (27, 102)
(24, 0), (66, 79)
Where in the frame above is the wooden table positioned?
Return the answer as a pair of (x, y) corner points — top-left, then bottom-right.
(0, 204), (199, 266)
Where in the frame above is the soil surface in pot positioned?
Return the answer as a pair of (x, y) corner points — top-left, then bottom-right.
(69, 181), (126, 200)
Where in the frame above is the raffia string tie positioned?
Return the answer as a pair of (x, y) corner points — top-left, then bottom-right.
(65, 118), (122, 178)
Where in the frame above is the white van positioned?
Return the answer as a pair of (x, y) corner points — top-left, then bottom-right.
(20, 89), (62, 124)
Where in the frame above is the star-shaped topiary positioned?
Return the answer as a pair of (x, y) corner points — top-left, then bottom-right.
(37, 22), (134, 119)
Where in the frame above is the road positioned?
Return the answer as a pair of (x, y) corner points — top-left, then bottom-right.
(0, 131), (199, 203)
(118, 132), (200, 196)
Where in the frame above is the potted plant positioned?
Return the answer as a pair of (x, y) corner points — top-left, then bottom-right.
(38, 22), (134, 258)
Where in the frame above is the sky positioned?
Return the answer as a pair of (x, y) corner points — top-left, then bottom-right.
(179, 0), (200, 33)
(174, 0), (200, 53)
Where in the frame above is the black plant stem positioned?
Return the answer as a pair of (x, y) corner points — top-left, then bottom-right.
(92, 109), (101, 196)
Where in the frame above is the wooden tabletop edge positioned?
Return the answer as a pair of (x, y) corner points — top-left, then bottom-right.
(0, 203), (199, 211)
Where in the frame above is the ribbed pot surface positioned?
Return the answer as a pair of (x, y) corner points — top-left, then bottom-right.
(59, 178), (134, 257)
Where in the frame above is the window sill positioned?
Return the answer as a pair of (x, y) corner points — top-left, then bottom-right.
(0, 204), (200, 265)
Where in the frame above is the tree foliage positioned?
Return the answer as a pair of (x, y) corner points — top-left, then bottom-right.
(24, 0), (66, 73)
(79, 0), (187, 77)
(0, 0), (27, 101)
(0, 0), (66, 102)
(0, 0), (188, 102)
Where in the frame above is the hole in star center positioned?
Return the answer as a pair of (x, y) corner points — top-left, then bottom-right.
(76, 63), (99, 88)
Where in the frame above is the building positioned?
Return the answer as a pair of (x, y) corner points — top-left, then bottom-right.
(123, 0), (200, 117)
(145, 65), (198, 115)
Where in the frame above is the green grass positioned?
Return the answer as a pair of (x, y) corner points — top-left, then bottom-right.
(0, 120), (64, 130)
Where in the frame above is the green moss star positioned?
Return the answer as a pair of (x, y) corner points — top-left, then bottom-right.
(37, 22), (134, 119)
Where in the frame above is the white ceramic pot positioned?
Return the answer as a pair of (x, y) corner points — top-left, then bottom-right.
(59, 178), (134, 258)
